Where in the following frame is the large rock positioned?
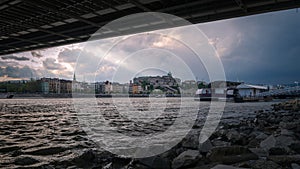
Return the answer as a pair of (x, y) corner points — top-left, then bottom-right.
(111, 157), (131, 169)
(268, 155), (300, 165)
(138, 156), (170, 169)
(290, 142), (300, 153)
(211, 164), (246, 169)
(249, 148), (268, 158)
(226, 130), (241, 142)
(73, 149), (96, 167)
(291, 163), (300, 169)
(247, 159), (281, 169)
(279, 122), (299, 130)
(269, 147), (287, 155)
(212, 140), (231, 147)
(275, 135), (295, 147)
(181, 130), (200, 149)
(172, 150), (201, 169)
(208, 146), (258, 164)
(255, 133), (268, 140)
(260, 135), (276, 151)
(198, 139), (213, 154)
(280, 129), (294, 136)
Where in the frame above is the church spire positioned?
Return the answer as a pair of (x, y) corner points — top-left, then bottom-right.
(73, 73), (76, 81)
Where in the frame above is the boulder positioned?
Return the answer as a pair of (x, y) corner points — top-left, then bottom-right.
(260, 135), (276, 151)
(291, 163), (300, 169)
(255, 133), (268, 140)
(211, 164), (246, 169)
(249, 148), (268, 157)
(172, 150), (201, 169)
(248, 159), (281, 169)
(208, 146), (258, 164)
(289, 142), (300, 153)
(226, 130), (241, 142)
(275, 135), (295, 147)
(181, 130), (200, 149)
(281, 129), (294, 136)
(111, 157), (131, 169)
(138, 156), (170, 169)
(268, 155), (300, 165)
(279, 122), (299, 130)
(269, 147), (287, 155)
(212, 140), (231, 147)
(198, 139), (213, 154)
(72, 149), (101, 168)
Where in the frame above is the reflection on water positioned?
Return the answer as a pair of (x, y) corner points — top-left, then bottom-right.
(0, 98), (274, 168)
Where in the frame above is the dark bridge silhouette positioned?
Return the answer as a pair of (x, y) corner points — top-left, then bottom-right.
(1, 0), (300, 55)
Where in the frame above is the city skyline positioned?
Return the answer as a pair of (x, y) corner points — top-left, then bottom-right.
(0, 9), (299, 84)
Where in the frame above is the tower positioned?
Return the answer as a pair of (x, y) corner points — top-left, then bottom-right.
(73, 73), (76, 81)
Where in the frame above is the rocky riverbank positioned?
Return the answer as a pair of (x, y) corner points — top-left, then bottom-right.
(92, 99), (300, 169)
(0, 99), (299, 169)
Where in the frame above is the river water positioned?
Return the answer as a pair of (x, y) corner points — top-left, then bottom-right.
(0, 98), (277, 168)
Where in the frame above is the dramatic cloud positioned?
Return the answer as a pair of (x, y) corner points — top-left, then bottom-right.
(57, 48), (80, 63)
(0, 65), (37, 78)
(72, 48), (117, 82)
(1, 55), (30, 61)
(1, 9), (299, 84)
(43, 58), (65, 70)
(198, 10), (300, 84)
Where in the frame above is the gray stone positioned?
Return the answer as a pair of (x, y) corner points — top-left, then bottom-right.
(181, 130), (200, 149)
(226, 130), (241, 142)
(279, 122), (299, 130)
(269, 147), (287, 155)
(260, 135), (276, 151)
(249, 148), (268, 157)
(211, 164), (246, 169)
(280, 129), (294, 136)
(291, 163), (300, 169)
(103, 162), (112, 169)
(255, 133), (268, 140)
(249, 159), (281, 169)
(275, 135), (295, 147)
(208, 146), (258, 164)
(290, 142), (300, 153)
(198, 139), (213, 154)
(268, 155), (300, 164)
(138, 156), (170, 169)
(212, 140), (231, 147)
(172, 150), (201, 169)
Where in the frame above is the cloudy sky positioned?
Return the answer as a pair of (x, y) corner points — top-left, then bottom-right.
(0, 9), (299, 84)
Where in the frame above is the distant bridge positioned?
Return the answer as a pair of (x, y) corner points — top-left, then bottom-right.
(1, 0), (300, 55)
(257, 86), (300, 98)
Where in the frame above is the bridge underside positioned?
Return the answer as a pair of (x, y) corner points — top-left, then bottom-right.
(1, 0), (300, 55)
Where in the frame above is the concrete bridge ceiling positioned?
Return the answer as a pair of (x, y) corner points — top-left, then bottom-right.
(0, 0), (300, 55)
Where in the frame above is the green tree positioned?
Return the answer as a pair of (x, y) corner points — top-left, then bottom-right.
(198, 82), (206, 89)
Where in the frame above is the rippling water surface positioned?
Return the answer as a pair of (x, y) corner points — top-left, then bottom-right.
(0, 98), (275, 168)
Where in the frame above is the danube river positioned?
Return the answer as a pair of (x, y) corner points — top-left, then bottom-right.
(0, 98), (277, 168)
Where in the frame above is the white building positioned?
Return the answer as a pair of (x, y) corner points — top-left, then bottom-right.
(237, 84), (268, 97)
